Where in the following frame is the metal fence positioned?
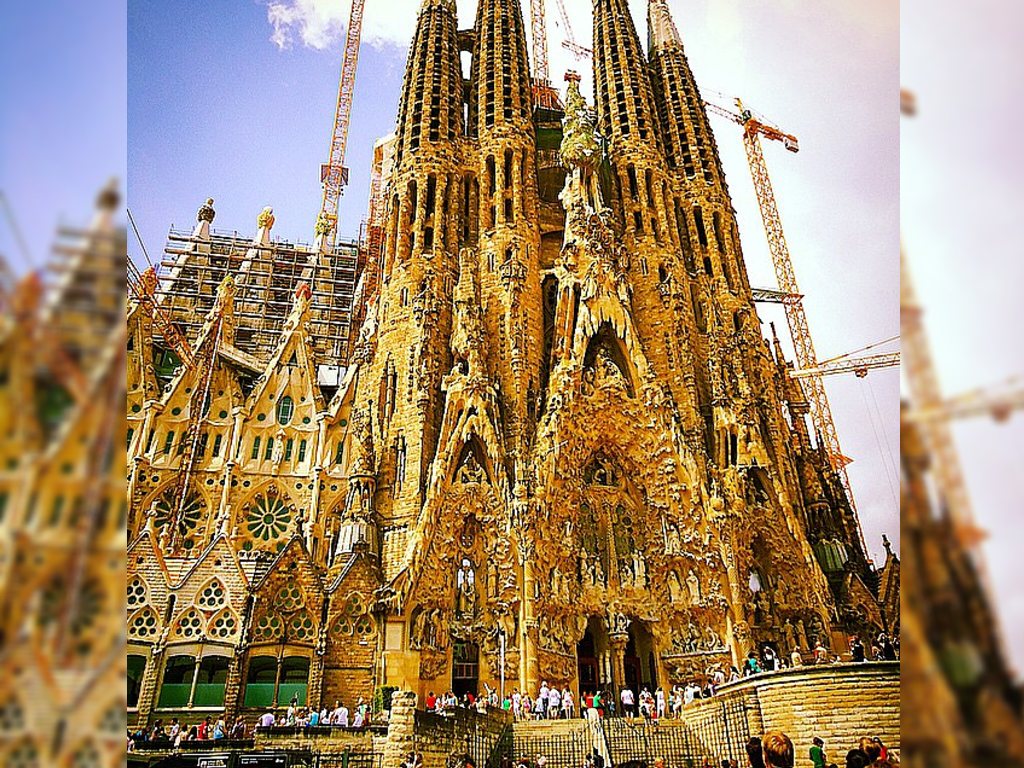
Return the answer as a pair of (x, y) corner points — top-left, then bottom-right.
(509, 702), (752, 768)
(314, 750), (382, 768)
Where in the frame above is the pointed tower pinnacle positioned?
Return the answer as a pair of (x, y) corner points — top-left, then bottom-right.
(592, 0), (664, 157)
(647, 0), (726, 189)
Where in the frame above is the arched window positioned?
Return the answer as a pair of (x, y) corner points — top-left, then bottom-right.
(276, 396), (294, 425)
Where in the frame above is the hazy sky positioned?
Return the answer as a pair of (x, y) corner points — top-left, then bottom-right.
(126, 0), (899, 561)
(902, 0), (1024, 673)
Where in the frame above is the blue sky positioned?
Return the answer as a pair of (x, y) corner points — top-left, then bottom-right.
(126, 0), (900, 566)
(0, 2), (127, 268)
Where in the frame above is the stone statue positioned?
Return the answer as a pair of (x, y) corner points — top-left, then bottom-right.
(795, 618), (809, 651)
(686, 570), (701, 604)
(667, 570), (684, 603)
(456, 560), (477, 617)
(666, 523), (682, 554)
(459, 453), (486, 484)
(783, 618), (798, 653)
(594, 556), (605, 587)
(271, 429), (286, 467)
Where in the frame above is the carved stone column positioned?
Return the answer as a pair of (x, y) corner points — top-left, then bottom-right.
(522, 555), (540, 693)
(608, 632), (628, 702)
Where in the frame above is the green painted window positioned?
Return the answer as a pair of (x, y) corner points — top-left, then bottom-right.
(197, 432), (209, 458)
(250, 437), (261, 460)
(128, 654), (147, 708)
(243, 655), (278, 708)
(193, 656), (229, 707)
(48, 495), (65, 527)
(334, 442), (344, 464)
(297, 440), (307, 462)
(276, 396), (294, 425)
(264, 437), (274, 461)
(284, 439), (293, 461)
(278, 656), (310, 707)
(127, 428), (134, 449)
(158, 655), (196, 708)
(211, 433), (223, 457)
(162, 431), (175, 456)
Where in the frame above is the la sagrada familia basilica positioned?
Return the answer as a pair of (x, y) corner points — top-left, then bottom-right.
(127, 0), (895, 722)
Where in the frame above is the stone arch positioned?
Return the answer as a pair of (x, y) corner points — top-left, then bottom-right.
(172, 608), (204, 640)
(2, 737), (41, 768)
(127, 575), (148, 610)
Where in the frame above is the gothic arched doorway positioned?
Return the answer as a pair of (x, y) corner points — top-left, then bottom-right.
(624, 620), (657, 694)
(452, 639), (479, 697)
(577, 616), (610, 695)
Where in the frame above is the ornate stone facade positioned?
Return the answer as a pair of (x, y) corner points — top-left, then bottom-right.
(127, 0), (890, 725)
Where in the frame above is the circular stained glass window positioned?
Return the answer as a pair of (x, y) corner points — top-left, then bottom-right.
(246, 492), (290, 542)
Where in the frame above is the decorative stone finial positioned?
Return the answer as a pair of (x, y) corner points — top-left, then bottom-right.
(197, 198), (216, 224)
(96, 178), (120, 211)
(257, 206), (275, 230)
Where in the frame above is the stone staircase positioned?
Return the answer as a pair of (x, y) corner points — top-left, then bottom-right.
(512, 718), (595, 768)
(512, 717), (696, 768)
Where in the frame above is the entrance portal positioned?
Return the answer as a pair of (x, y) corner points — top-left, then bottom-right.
(624, 620), (657, 694)
(452, 639), (479, 697)
(576, 616), (610, 695)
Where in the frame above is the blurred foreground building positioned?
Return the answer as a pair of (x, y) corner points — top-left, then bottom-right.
(0, 184), (126, 766)
(126, 0), (897, 732)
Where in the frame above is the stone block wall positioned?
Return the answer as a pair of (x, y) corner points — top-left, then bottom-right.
(685, 662), (900, 760)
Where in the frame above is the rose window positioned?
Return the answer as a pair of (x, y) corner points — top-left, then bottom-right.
(246, 492), (291, 542)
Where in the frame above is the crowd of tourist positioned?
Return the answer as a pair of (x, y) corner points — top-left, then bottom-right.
(127, 715), (247, 750)
(740, 732), (897, 768)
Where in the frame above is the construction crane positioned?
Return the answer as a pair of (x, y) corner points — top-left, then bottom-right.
(554, 0), (592, 59)
(316, 0), (366, 243)
(529, 0), (563, 109)
(789, 335), (900, 379)
(908, 376), (1024, 424)
(899, 89), (989, 552)
(705, 99), (863, 514)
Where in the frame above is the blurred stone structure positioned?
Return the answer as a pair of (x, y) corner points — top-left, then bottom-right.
(125, 0), (895, 729)
(900, 407), (1024, 766)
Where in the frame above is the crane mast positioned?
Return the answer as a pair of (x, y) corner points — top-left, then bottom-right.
(707, 98), (868, 558)
(317, 0), (367, 243)
(528, 0), (564, 109)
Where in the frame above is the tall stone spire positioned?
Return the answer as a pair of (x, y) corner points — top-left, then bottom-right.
(592, 0), (664, 157)
(469, 0), (534, 136)
(393, 0), (464, 167)
(647, 0), (727, 190)
(467, 0), (543, 457)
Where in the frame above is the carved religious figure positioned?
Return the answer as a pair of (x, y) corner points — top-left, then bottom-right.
(458, 453), (486, 485)
(455, 559), (477, 618)
(686, 570), (701, 604)
(667, 570), (684, 603)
